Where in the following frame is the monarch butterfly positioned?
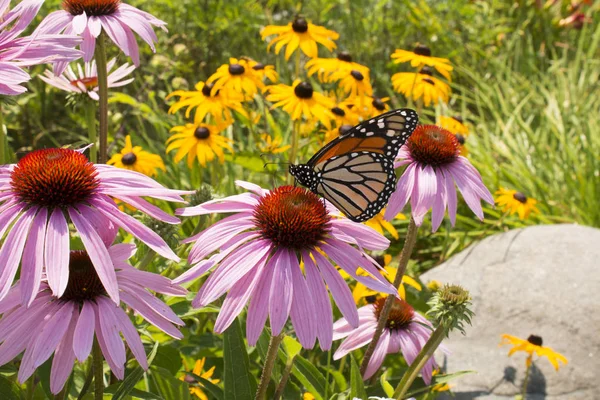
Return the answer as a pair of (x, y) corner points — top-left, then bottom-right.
(289, 109), (418, 222)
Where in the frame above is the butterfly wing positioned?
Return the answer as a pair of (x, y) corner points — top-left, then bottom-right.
(306, 108), (419, 167)
(313, 151), (396, 222)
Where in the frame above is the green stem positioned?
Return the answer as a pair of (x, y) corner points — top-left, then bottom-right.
(521, 356), (533, 398)
(85, 101), (98, 163)
(77, 360), (94, 400)
(295, 50), (302, 80)
(407, 64), (422, 108)
(137, 250), (156, 271)
(360, 218), (419, 376)
(0, 102), (6, 165)
(287, 120), (300, 184)
(393, 324), (446, 399)
(94, 33), (109, 164)
(93, 339), (104, 400)
(255, 332), (284, 400)
(272, 356), (295, 400)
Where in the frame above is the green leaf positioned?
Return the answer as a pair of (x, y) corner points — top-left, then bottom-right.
(380, 371), (394, 397)
(329, 370), (348, 393)
(349, 355), (367, 400)
(112, 341), (160, 400)
(291, 356), (326, 400)
(282, 336), (302, 359)
(106, 385), (163, 400)
(0, 375), (23, 400)
(223, 319), (256, 400)
(190, 374), (224, 400)
(151, 366), (190, 400)
(153, 345), (183, 375)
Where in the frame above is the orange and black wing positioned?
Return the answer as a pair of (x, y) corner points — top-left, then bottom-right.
(306, 108), (418, 167)
(313, 151), (396, 222)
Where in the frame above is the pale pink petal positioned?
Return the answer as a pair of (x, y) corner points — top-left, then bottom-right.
(330, 219), (389, 251)
(72, 11), (88, 34)
(364, 330), (391, 379)
(20, 208), (47, 307)
(119, 290), (182, 339)
(302, 252), (333, 350)
(49, 314), (77, 394)
(45, 209), (70, 297)
(112, 302), (148, 369)
(246, 263), (274, 346)
(95, 299), (126, 368)
(269, 250), (293, 336)
(112, 195), (180, 224)
(289, 252), (316, 349)
(73, 301), (95, 362)
(76, 205), (117, 247)
(333, 321), (377, 359)
(384, 162), (416, 220)
(431, 169), (448, 232)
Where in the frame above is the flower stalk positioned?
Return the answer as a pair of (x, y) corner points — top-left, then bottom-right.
(520, 355), (533, 399)
(256, 332), (285, 400)
(360, 217), (418, 376)
(287, 120), (301, 184)
(85, 101), (98, 163)
(94, 33), (109, 164)
(93, 339), (104, 400)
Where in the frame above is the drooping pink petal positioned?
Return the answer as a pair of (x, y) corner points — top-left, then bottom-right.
(93, 303), (124, 379)
(176, 193), (258, 216)
(118, 280), (182, 325)
(49, 313), (77, 394)
(246, 260), (275, 346)
(76, 204), (117, 247)
(363, 330), (391, 379)
(302, 252), (333, 350)
(119, 291), (182, 339)
(112, 302), (148, 369)
(269, 249), (293, 336)
(330, 219), (390, 251)
(45, 209), (70, 297)
(73, 301), (95, 362)
(112, 195), (180, 224)
(411, 164), (437, 220)
(333, 306), (377, 340)
(384, 163), (416, 220)
(332, 321), (377, 359)
(95, 298), (126, 368)
(430, 169), (448, 232)
(20, 208), (47, 307)
(117, 268), (186, 297)
(289, 253), (316, 349)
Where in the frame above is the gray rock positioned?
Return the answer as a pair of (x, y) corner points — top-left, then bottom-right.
(421, 224), (600, 399)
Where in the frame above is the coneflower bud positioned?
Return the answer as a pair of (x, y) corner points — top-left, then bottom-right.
(427, 283), (474, 336)
(189, 185), (213, 207)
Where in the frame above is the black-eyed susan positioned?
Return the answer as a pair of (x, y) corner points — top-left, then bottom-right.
(243, 58), (278, 83)
(305, 51), (370, 82)
(329, 101), (360, 126)
(329, 69), (373, 104)
(180, 358), (220, 400)
(167, 122), (232, 168)
(439, 115), (469, 136)
(495, 188), (540, 220)
(427, 280), (443, 292)
(432, 369), (452, 392)
(391, 66), (451, 107)
(266, 80), (335, 128)
(258, 133), (291, 155)
(500, 334), (568, 370)
(321, 123), (353, 145)
(364, 209), (406, 240)
(108, 135), (165, 177)
(166, 81), (246, 124)
(261, 16), (339, 60)
(391, 44), (453, 80)
(207, 58), (265, 99)
(341, 94), (391, 119)
(340, 254), (422, 303)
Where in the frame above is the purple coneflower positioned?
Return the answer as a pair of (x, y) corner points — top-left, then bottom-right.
(0, 148), (190, 306)
(0, 0), (83, 95)
(35, 0), (167, 66)
(333, 296), (443, 381)
(175, 182), (397, 350)
(0, 244), (186, 394)
(39, 58), (135, 100)
(384, 125), (493, 231)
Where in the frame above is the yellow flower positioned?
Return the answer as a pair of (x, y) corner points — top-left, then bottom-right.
(364, 209), (406, 240)
(427, 280), (443, 292)
(439, 115), (469, 136)
(320, 124), (352, 145)
(303, 393), (316, 400)
(266, 80), (335, 129)
(500, 334), (568, 371)
(340, 254), (422, 303)
(261, 16), (339, 60)
(329, 69), (373, 103)
(391, 44), (453, 80)
(108, 135), (165, 177)
(258, 133), (291, 155)
(243, 58), (278, 83)
(391, 67), (451, 107)
(207, 58), (265, 99)
(180, 358), (220, 400)
(330, 101), (360, 127)
(167, 122), (233, 168)
(341, 95), (391, 119)
(495, 188), (540, 220)
(166, 81), (247, 125)
(431, 369), (452, 392)
(305, 51), (370, 83)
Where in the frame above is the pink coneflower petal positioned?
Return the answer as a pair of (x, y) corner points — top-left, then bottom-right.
(303, 252), (332, 350)
(385, 162), (416, 220)
(364, 330), (391, 379)
(50, 316), (77, 394)
(96, 299), (126, 368)
(431, 170), (448, 232)
(73, 302), (95, 362)
(119, 291), (182, 339)
(333, 322), (377, 359)
(20, 208), (48, 307)
(246, 264), (274, 346)
(45, 209), (70, 297)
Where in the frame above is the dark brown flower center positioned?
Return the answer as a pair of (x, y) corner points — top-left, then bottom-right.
(292, 17), (308, 33)
(61, 250), (107, 302)
(331, 107), (345, 117)
(414, 44), (432, 57)
(70, 77), (98, 90)
(63, 0), (120, 16)
(252, 63), (265, 71)
(423, 78), (435, 85)
(228, 63), (245, 75)
(194, 127), (211, 140)
(350, 70), (364, 81)
(452, 115), (464, 123)
(121, 152), (137, 165)
(294, 81), (313, 99)
(513, 192), (527, 203)
(365, 295), (378, 304)
(254, 186), (331, 250)
(11, 148), (99, 208)
(202, 82), (219, 97)
(407, 125), (459, 167)
(337, 51), (353, 62)
(374, 296), (415, 330)
(372, 97), (386, 111)
(419, 66), (434, 76)
(527, 335), (543, 347)
(455, 133), (465, 145)
(339, 124), (353, 135)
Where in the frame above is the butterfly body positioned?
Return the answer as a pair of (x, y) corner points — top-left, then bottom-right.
(290, 109), (418, 222)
